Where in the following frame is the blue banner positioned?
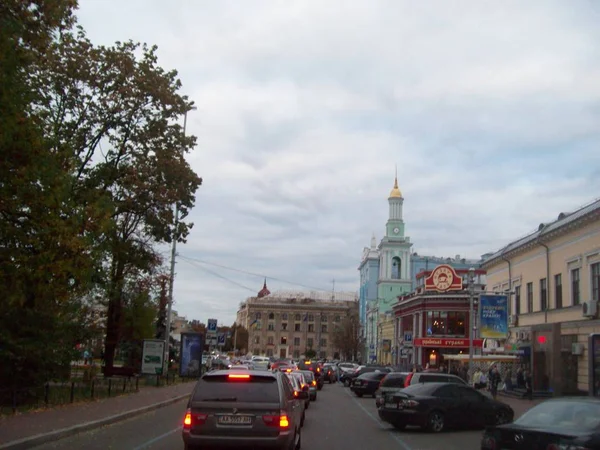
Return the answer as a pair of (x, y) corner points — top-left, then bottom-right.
(479, 294), (508, 339)
(180, 333), (204, 378)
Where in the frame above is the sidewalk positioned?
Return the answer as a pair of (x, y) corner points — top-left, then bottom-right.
(0, 381), (195, 449)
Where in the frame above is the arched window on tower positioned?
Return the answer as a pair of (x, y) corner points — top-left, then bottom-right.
(391, 257), (401, 279)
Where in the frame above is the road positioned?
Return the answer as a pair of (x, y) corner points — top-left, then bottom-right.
(33, 382), (484, 450)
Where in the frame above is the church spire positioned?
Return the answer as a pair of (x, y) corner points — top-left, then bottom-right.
(389, 166), (403, 198)
(257, 279), (271, 298)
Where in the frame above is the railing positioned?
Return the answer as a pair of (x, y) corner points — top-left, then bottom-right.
(0, 372), (187, 415)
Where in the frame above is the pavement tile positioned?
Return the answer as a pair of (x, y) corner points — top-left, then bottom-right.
(0, 381), (195, 445)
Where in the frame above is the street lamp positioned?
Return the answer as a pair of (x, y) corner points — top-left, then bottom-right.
(164, 106), (197, 375)
(468, 267), (476, 377)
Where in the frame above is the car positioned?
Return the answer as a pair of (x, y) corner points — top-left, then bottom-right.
(351, 371), (388, 398)
(286, 374), (308, 425)
(297, 361), (324, 390)
(299, 370), (318, 401)
(378, 382), (514, 433)
(481, 397), (600, 450)
(182, 369), (306, 450)
(403, 371), (467, 387)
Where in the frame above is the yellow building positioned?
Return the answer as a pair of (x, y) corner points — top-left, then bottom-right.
(377, 312), (395, 364)
(481, 198), (600, 395)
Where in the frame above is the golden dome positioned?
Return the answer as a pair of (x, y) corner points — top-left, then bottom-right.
(389, 176), (403, 198)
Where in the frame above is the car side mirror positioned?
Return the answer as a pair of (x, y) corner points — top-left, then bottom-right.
(297, 391), (309, 400)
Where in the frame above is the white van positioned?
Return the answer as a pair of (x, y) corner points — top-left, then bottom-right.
(251, 356), (270, 370)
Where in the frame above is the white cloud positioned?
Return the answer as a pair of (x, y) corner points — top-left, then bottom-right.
(77, 0), (600, 324)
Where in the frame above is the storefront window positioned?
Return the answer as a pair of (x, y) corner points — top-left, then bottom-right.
(427, 311), (466, 336)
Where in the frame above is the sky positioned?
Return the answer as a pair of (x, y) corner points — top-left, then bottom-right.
(75, 0), (600, 326)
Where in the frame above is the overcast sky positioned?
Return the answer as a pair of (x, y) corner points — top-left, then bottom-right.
(76, 0), (600, 326)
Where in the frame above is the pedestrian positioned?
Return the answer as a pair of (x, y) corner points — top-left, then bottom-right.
(489, 365), (501, 400)
(524, 370), (533, 400)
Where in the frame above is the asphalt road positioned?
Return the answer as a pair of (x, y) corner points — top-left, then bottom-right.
(33, 382), (484, 450)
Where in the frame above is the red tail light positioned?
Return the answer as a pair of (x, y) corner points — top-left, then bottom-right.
(262, 410), (290, 429)
(183, 409), (207, 428)
(293, 390), (299, 397)
(404, 372), (414, 388)
(311, 380), (316, 386)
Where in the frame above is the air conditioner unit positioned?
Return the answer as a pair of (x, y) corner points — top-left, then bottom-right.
(582, 300), (598, 318)
(508, 315), (518, 327)
(572, 343), (585, 355)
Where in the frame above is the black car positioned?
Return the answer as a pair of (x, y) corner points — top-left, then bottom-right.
(351, 371), (388, 398)
(481, 397), (600, 450)
(341, 365), (390, 386)
(297, 360), (324, 390)
(375, 372), (410, 407)
(322, 364), (337, 383)
(182, 370), (306, 450)
(378, 382), (514, 433)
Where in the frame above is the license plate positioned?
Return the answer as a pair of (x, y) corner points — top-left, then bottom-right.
(385, 402), (397, 409)
(354, 381), (361, 385)
(217, 415), (252, 425)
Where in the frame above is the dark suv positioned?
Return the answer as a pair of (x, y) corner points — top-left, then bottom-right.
(182, 370), (306, 450)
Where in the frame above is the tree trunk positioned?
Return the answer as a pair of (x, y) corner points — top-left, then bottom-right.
(103, 255), (125, 375)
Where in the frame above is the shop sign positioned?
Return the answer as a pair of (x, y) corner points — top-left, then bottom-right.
(424, 265), (463, 292)
(413, 337), (483, 348)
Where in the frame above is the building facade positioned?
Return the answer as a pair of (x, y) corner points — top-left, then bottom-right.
(410, 254), (481, 290)
(358, 234), (380, 360)
(481, 198), (600, 395)
(236, 282), (359, 360)
(393, 265), (487, 368)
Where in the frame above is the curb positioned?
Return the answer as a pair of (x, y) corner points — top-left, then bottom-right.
(0, 394), (189, 450)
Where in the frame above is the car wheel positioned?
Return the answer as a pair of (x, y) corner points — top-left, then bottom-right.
(426, 411), (445, 433)
(495, 409), (510, 425)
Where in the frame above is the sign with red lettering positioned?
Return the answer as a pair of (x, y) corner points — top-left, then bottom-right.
(424, 264), (463, 292)
(413, 338), (483, 348)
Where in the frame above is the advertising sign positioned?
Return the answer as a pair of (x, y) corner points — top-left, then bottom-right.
(180, 333), (204, 378)
(479, 294), (509, 339)
(207, 319), (218, 335)
(424, 265), (463, 292)
(589, 333), (600, 396)
(141, 339), (165, 375)
(413, 337), (483, 348)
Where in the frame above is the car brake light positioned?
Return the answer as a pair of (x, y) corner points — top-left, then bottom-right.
(183, 409), (207, 428)
(184, 412), (192, 427)
(404, 373), (413, 388)
(311, 380), (316, 386)
(262, 410), (290, 428)
(228, 374), (250, 379)
(293, 390), (299, 397)
(316, 367), (320, 372)
(401, 399), (419, 408)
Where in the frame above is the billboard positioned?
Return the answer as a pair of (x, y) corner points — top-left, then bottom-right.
(479, 294), (509, 339)
(141, 339), (165, 375)
(180, 333), (204, 378)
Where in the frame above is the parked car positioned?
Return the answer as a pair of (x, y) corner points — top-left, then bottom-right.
(375, 372), (410, 407)
(351, 371), (389, 398)
(182, 369), (306, 450)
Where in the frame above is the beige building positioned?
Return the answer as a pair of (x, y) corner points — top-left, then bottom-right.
(481, 198), (600, 395)
(377, 311), (395, 364)
(236, 281), (359, 360)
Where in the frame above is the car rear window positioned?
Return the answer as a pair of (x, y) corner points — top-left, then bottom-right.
(193, 375), (280, 402)
(400, 383), (440, 396)
(300, 370), (314, 381)
(359, 372), (384, 380)
(381, 373), (406, 387)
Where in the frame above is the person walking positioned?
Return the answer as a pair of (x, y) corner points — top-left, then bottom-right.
(489, 365), (501, 400)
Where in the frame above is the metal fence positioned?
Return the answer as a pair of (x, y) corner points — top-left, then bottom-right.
(0, 373), (186, 415)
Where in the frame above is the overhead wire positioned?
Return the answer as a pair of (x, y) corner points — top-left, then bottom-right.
(178, 254), (333, 292)
(178, 257), (257, 293)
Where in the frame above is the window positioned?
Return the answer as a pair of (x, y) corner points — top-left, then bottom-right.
(514, 285), (521, 315)
(194, 375), (279, 403)
(253, 336), (260, 344)
(321, 315), (328, 323)
(256, 312), (262, 319)
(457, 386), (483, 401)
(267, 323), (274, 331)
(295, 314), (301, 321)
(434, 385), (459, 398)
(308, 314), (314, 322)
(293, 350), (300, 359)
(527, 282), (533, 312)
(592, 263), (600, 302)
(321, 325), (328, 333)
(572, 268), (580, 306)
(391, 256), (401, 279)
(281, 323), (288, 331)
(268, 313), (275, 320)
(266, 349), (273, 357)
(280, 336), (287, 345)
(319, 338), (327, 347)
(554, 274), (563, 309)
(307, 338), (313, 347)
(267, 336), (274, 345)
(282, 313), (288, 320)
(426, 311), (466, 336)
(540, 278), (547, 311)
(294, 337), (300, 346)
(308, 324), (314, 332)
(335, 315), (341, 322)
(294, 323), (301, 332)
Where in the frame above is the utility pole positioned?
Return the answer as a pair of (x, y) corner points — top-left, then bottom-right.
(164, 106), (196, 375)
(468, 267), (476, 377)
(233, 324), (238, 356)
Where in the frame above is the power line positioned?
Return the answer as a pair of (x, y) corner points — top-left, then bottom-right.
(179, 257), (257, 293)
(178, 254), (333, 292)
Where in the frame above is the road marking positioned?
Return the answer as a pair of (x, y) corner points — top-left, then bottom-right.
(131, 426), (181, 450)
(343, 388), (412, 450)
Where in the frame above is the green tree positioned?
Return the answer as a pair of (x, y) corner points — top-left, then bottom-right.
(331, 303), (362, 361)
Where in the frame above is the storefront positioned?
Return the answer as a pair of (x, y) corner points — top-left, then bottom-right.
(393, 264), (487, 368)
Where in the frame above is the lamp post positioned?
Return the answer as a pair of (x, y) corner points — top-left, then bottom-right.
(468, 267), (476, 377)
(164, 106), (196, 375)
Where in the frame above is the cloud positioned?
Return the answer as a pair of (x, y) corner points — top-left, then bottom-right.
(76, 0), (600, 325)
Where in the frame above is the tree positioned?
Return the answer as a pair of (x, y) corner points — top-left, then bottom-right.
(331, 305), (362, 361)
(224, 324), (248, 354)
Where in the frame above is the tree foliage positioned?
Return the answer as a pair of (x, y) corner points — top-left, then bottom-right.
(0, 0), (202, 387)
(331, 303), (362, 361)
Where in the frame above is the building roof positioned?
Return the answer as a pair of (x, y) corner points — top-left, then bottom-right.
(389, 175), (402, 198)
(257, 279), (271, 298)
(482, 197), (600, 266)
